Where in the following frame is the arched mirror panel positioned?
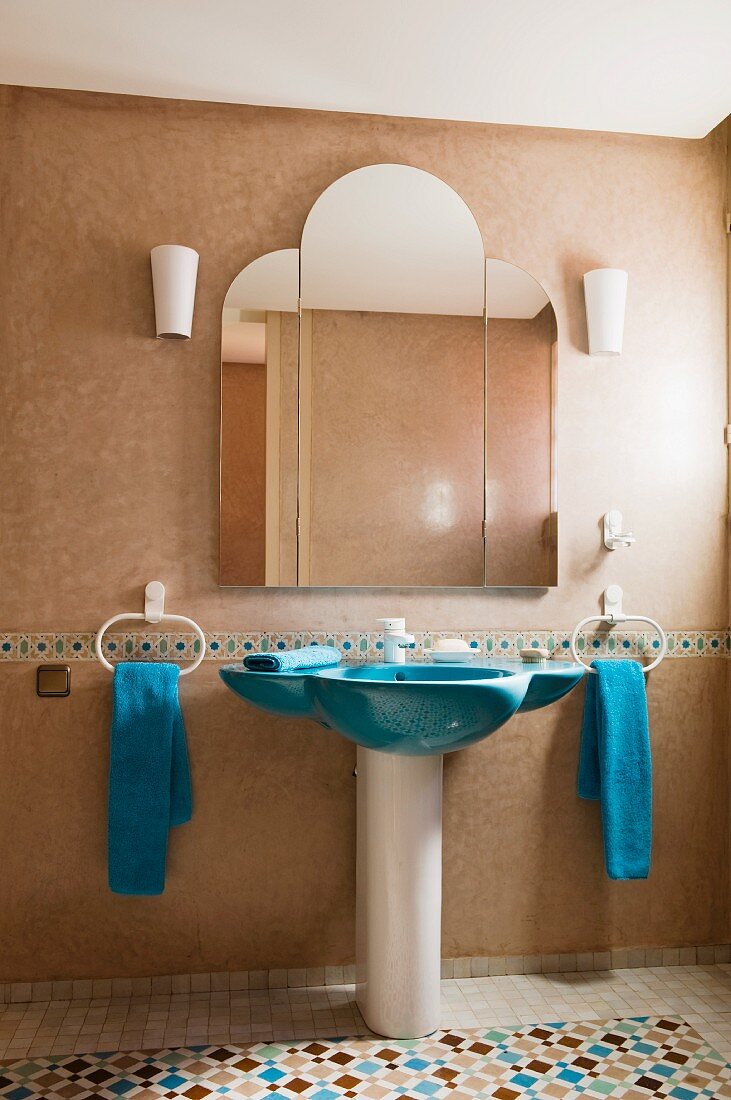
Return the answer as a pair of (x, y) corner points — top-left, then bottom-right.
(220, 166), (557, 588)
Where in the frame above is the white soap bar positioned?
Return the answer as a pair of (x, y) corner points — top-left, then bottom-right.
(520, 647), (550, 663)
(433, 638), (471, 652)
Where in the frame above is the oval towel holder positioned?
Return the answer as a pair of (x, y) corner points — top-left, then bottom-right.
(95, 581), (206, 675)
(570, 585), (667, 675)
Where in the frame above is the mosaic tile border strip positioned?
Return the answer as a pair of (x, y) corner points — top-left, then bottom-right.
(0, 1018), (729, 1099)
(5, 945), (730, 1004)
(2, 629), (730, 662)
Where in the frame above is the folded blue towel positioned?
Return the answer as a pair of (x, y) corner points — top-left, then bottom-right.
(577, 660), (652, 880)
(243, 644), (342, 672)
(108, 663), (192, 895)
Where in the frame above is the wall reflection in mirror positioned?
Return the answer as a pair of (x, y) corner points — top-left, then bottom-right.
(220, 164), (557, 588)
(485, 259), (556, 586)
(220, 249), (299, 586)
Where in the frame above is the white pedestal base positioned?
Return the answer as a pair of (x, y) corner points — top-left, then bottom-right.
(356, 747), (443, 1038)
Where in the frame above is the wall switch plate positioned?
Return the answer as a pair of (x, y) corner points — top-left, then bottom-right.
(36, 665), (70, 697)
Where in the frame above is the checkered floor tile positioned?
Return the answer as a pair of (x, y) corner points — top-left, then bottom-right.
(0, 1017), (729, 1099)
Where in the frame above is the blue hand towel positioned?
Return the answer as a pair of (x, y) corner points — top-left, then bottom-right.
(577, 660), (652, 880)
(243, 644), (342, 672)
(108, 663), (192, 895)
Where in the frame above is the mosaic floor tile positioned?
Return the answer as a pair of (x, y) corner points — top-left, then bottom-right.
(4, 967), (731, 1061)
(0, 1017), (729, 1099)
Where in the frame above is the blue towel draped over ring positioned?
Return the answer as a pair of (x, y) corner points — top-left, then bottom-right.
(243, 644), (342, 672)
(577, 659), (652, 880)
(108, 663), (192, 895)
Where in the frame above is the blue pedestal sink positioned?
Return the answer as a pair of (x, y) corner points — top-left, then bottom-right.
(219, 658), (583, 755)
(220, 655), (584, 1038)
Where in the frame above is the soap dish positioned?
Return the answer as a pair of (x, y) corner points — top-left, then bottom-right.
(432, 650), (481, 663)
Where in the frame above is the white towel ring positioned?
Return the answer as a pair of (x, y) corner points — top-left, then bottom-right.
(95, 612), (206, 675)
(570, 613), (667, 675)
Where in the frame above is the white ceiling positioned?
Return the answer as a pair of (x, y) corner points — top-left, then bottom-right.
(225, 251), (299, 313)
(486, 260), (549, 319)
(2, 0), (729, 138)
(225, 166), (551, 318)
(300, 165), (485, 316)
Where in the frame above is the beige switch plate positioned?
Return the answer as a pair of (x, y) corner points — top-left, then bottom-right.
(36, 664), (70, 697)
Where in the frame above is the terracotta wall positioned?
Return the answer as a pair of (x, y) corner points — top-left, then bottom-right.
(307, 310), (485, 586)
(276, 311), (300, 586)
(220, 362), (267, 586)
(229, 304), (556, 588)
(486, 305), (555, 586)
(0, 86), (728, 981)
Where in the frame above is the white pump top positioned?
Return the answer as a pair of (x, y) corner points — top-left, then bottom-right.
(376, 617), (406, 632)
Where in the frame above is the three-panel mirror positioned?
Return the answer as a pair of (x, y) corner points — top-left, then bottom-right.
(220, 164), (557, 588)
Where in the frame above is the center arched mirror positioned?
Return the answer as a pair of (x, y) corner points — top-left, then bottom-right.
(220, 164), (557, 588)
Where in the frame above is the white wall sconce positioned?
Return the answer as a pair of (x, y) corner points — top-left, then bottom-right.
(150, 244), (199, 339)
(583, 268), (628, 356)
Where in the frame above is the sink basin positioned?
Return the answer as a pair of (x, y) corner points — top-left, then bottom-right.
(311, 663), (523, 754)
(219, 658), (584, 756)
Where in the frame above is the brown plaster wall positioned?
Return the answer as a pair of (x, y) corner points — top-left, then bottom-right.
(0, 85), (728, 980)
(0, 660), (725, 981)
(220, 362), (266, 585)
(1, 85), (726, 631)
(485, 305), (554, 586)
(307, 310), (485, 586)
